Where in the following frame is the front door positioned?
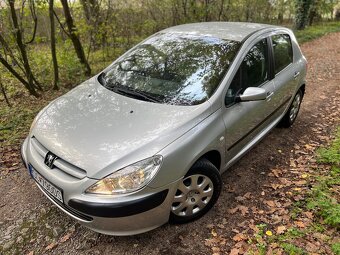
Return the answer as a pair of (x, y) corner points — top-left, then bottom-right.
(222, 37), (276, 163)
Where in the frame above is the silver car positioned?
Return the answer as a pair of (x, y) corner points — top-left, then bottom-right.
(21, 22), (307, 235)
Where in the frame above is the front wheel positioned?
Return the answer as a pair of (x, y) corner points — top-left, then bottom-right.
(169, 159), (222, 224)
(278, 89), (303, 128)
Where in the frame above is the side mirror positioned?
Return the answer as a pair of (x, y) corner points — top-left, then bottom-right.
(238, 87), (267, 102)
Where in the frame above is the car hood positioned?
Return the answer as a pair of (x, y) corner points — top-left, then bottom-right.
(32, 77), (211, 179)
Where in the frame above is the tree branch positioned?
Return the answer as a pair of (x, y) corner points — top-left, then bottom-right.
(25, 0), (38, 44)
(53, 9), (71, 37)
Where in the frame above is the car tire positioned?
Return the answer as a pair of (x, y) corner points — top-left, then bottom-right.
(169, 158), (222, 224)
(278, 89), (303, 128)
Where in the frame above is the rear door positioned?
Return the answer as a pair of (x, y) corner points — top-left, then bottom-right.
(223, 37), (276, 161)
(269, 33), (299, 113)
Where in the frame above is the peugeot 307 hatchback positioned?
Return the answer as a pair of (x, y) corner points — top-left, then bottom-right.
(21, 22), (307, 235)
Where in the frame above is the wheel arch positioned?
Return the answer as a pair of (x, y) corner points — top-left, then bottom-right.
(299, 83), (306, 98)
(196, 150), (222, 171)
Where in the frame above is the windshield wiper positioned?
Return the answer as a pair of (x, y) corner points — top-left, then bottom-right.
(114, 86), (161, 103)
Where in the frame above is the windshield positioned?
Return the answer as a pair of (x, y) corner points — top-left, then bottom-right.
(101, 33), (241, 105)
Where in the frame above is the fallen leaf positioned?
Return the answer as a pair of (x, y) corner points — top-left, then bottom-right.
(229, 248), (239, 255)
(60, 232), (72, 243)
(249, 224), (259, 233)
(235, 196), (246, 202)
(304, 211), (313, 219)
(243, 192), (252, 199)
(264, 200), (276, 207)
(238, 205), (249, 216)
(212, 246), (220, 253)
(228, 207), (238, 214)
(304, 144), (314, 150)
(232, 233), (247, 242)
(270, 184), (282, 190)
(211, 229), (218, 237)
(231, 229), (239, 234)
(276, 226), (286, 234)
(27, 252), (34, 255)
(295, 221), (306, 228)
(45, 242), (57, 251)
(295, 180), (307, 186)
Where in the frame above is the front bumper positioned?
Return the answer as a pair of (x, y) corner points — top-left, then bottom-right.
(21, 137), (178, 235)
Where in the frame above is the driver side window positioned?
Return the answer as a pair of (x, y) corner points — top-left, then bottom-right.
(226, 38), (269, 106)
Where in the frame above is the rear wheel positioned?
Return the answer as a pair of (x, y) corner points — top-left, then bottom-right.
(169, 159), (222, 224)
(278, 89), (303, 128)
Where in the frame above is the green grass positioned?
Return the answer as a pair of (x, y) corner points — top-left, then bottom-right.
(277, 228), (305, 242)
(294, 21), (340, 44)
(318, 128), (340, 164)
(332, 242), (340, 255)
(307, 128), (340, 227)
(281, 243), (306, 255)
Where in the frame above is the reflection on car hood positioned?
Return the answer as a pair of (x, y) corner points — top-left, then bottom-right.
(32, 78), (211, 178)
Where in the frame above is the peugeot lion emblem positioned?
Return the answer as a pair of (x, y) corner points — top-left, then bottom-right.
(44, 152), (57, 169)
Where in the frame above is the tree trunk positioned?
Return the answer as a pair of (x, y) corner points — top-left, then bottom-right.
(205, 0), (210, 22)
(0, 53), (39, 97)
(295, 0), (313, 30)
(79, 0), (99, 23)
(49, 0), (59, 90)
(0, 75), (11, 107)
(218, 0), (225, 21)
(60, 0), (91, 76)
(8, 0), (40, 94)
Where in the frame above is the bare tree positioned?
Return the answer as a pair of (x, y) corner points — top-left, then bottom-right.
(7, 0), (40, 96)
(60, 0), (91, 75)
(49, 0), (59, 89)
(0, 52), (34, 94)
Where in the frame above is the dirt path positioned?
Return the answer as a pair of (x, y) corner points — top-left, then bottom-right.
(0, 32), (339, 255)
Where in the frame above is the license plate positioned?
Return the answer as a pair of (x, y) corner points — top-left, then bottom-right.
(29, 165), (64, 203)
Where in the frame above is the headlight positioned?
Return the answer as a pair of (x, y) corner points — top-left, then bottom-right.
(85, 155), (162, 195)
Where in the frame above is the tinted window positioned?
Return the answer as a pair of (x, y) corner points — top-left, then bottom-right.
(272, 34), (293, 74)
(225, 39), (268, 106)
(101, 33), (241, 105)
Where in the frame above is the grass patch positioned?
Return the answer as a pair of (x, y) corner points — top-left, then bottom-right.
(254, 128), (340, 254)
(294, 21), (340, 43)
(332, 242), (340, 255)
(318, 128), (340, 164)
(277, 228), (305, 242)
(281, 243), (306, 255)
(307, 128), (340, 227)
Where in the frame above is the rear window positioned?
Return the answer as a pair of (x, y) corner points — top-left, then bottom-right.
(272, 34), (293, 74)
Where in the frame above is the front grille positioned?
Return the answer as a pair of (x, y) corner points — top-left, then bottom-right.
(30, 137), (87, 180)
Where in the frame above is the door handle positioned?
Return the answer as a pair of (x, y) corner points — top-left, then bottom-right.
(266, 91), (274, 98)
(294, 71), (300, 79)
(266, 91), (274, 101)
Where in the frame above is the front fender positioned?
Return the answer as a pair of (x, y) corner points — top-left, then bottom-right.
(148, 108), (225, 188)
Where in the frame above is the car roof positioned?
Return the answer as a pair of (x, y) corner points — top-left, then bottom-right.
(160, 22), (278, 42)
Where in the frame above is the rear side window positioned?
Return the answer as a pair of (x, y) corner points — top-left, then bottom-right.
(272, 34), (293, 74)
